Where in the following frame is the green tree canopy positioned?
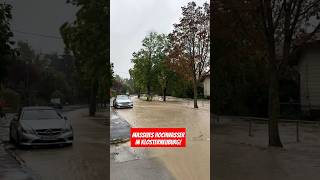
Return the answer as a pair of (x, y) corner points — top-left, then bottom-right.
(60, 0), (110, 116)
(130, 32), (169, 101)
(0, 3), (15, 84)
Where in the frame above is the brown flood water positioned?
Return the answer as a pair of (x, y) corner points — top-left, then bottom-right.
(115, 96), (210, 180)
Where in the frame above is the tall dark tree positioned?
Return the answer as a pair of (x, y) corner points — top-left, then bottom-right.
(260, 0), (320, 147)
(60, 0), (110, 116)
(16, 41), (41, 105)
(168, 2), (210, 108)
(0, 3), (15, 84)
(129, 68), (143, 98)
(214, 0), (320, 147)
(157, 60), (173, 102)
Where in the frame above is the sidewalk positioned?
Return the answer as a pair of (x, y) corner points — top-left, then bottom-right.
(213, 116), (320, 180)
(0, 115), (35, 180)
(110, 109), (130, 144)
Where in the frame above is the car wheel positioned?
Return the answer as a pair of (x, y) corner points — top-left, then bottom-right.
(9, 128), (14, 144)
(15, 132), (22, 147)
(16, 138), (21, 147)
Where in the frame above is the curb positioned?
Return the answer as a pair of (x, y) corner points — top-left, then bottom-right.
(1, 142), (40, 180)
(110, 138), (130, 145)
(3, 143), (26, 165)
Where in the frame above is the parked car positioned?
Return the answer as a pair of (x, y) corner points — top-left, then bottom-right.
(10, 106), (73, 146)
(113, 95), (133, 109)
(48, 102), (63, 110)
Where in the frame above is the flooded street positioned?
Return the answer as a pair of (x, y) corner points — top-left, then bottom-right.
(110, 106), (175, 180)
(11, 108), (108, 180)
(2, 98), (210, 180)
(114, 96), (210, 180)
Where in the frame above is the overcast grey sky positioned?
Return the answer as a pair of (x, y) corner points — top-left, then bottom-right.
(6, 0), (209, 78)
(6, 0), (77, 54)
(111, 0), (208, 79)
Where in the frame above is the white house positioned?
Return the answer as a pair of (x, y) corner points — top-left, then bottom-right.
(202, 74), (210, 98)
(294, 40), (320, 115)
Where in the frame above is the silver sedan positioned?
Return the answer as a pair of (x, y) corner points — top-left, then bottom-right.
(10, 106), (73, 147)
(113, 95), (133, 109)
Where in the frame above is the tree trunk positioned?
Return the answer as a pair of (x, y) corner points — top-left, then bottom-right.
(99, 92), (103, 108)
(193, 79), (198, 108)
(268, 63), (282, 147)
(147, 84), (151, 101)
(163, 87), (167, 102)
(89, 78), (98, 116)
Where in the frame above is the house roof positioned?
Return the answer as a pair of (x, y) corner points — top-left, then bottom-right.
(288, 31), (320, 66)
(290, 39), (320, 66)
(200, 73), (210, 82)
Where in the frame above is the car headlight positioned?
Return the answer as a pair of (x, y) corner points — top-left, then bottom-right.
(22, 128), (34, 134)
(64, 127), (73, 133)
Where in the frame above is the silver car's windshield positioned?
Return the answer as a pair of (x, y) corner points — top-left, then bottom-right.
(22, 110), (62, 120)
(117, 95), (129, 100)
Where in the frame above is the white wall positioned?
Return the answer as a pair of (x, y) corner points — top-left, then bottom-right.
(203, 77), (210, 97)
(298, 47), (320, 112)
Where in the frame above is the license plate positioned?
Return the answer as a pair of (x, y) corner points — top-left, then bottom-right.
(41, 136), (56, 140)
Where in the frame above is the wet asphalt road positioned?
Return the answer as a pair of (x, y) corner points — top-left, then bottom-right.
(9, 108), (109, 180)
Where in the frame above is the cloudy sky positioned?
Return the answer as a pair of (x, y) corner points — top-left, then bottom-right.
(6, 0), (209, 78)
(6, 0), (77, 54)
(111, 0), (208, 78)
